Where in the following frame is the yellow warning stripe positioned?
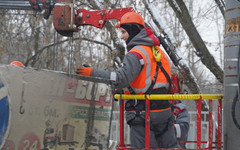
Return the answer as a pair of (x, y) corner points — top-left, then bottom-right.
(114, 94), (224, 100)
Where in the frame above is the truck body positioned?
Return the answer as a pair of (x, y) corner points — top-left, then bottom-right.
(0, 65), (112, 150)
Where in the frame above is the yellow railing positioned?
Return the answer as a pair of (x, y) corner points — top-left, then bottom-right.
(115, 94), (224, 150)
(114, 94), (223, 100)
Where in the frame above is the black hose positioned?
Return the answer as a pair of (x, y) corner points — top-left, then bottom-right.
(157, 35), (180, 67)
(232, 46), (240, 129)
(232, 92), (240, 129)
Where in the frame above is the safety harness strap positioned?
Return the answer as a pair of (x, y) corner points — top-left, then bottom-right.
(157, 61), (172, 94)
(146, 61), (172, 94)
(145, 64), (159, 94)
(127, 59), (172, 95)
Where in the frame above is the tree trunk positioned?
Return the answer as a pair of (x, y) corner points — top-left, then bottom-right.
(166, 0), (224, 84)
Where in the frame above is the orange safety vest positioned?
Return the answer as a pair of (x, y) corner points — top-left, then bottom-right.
(124, 45), (171, 94)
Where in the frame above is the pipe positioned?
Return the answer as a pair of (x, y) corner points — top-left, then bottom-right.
(0, 0), (33, 10)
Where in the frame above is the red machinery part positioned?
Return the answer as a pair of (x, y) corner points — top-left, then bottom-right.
(53, 4), (134, 36)
(53, 3), (76, 36)
(170, 74), (180, 94)
(75, 7), (134, 28)
(29, 0), (41, 10)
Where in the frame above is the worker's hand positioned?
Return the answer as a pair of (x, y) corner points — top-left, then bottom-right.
(76, 64), (93, 76)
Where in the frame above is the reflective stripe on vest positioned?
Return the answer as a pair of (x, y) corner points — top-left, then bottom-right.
(124, 45), (170, 94)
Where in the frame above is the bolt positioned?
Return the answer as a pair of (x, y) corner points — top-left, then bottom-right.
(99, 20), (103, 24)
(100, 12), (105, 16)
(78, 12), (83, 19)
(87, 14), (90, 18)
(74, 9), (77, 15)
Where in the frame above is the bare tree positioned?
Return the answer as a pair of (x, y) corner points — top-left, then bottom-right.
(142, 0), (201, 94)
(0, 0), (224, 95)
(166, 0), (224, 84)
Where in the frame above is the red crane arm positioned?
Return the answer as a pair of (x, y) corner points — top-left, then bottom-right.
(0, 0), (134, 36)
(53, 3), (135, 36)
(76, 7), (135, 28)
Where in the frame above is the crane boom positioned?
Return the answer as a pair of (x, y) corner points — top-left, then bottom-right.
(0, 0), (33, 10)
(0, 0), (55, 19)
(0, 0), (134, 36)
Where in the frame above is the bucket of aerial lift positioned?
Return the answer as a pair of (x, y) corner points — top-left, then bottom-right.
(0, 65), (112, 150)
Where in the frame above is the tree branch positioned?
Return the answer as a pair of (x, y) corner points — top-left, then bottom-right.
(143, 0), (201, 94)
(86, 0), (126, 61)
(167, 0), (223, 83)
(214, 0), (225, 17)
(25, 37), (113, 66)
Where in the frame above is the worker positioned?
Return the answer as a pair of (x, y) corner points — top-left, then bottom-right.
(171, 100), (190, 149)
(10, 61), (24, 67)
(76, 12), (180, 149)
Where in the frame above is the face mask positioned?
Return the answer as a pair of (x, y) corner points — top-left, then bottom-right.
(121, 24), (142, 44)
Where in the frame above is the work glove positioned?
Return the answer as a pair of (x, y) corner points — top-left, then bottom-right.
(76, 64), (93, 77)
